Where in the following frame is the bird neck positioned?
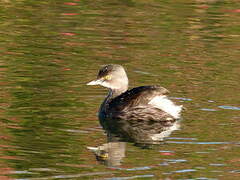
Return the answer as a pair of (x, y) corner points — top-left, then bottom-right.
(99, 87), (127, 116)
(109, 86), (128, 98)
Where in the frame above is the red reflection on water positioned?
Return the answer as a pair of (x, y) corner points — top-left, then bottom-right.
(231, 9), (240, 13)
(0, 136), (10, 140)
(60, 32), (76, 36)
(0, 167), (14, 180)
(8, 117), (20, 122)
(0, 176), (13, 180)
(64, 2), (78, 6)
(224, 9), (240, 13)
(160, 152), (174, 156)
(62, 13), (79, 16)
(0, 156), (22, 160)
(63, 68), (71, 71)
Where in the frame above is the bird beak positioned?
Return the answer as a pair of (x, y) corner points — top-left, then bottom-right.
(86, 79), (103, 86)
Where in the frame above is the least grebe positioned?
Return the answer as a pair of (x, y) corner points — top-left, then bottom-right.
(87, 64), (182, 142)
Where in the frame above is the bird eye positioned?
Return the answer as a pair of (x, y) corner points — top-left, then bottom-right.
(104, 75), (111, 80)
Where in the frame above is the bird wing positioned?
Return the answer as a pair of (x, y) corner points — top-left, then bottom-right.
(108, 85), (169, 112)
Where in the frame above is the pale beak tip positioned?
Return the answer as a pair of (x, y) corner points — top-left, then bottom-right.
(86, 81), (95, 85)
(87, 80), (101, 86)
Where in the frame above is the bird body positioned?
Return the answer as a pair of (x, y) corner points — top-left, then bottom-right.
(87, 65), (182, 142)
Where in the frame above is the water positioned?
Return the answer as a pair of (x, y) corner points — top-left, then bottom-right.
(0, 0), (240, 179)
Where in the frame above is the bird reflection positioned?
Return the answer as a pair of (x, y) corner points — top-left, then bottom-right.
(87, 141), (126, 167)
(87, 120), (181, 166)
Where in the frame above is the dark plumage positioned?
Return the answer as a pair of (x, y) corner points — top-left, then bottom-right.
(87, 64), (182, 143)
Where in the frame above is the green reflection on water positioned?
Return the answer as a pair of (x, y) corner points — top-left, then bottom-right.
(0, 0), (239, 179)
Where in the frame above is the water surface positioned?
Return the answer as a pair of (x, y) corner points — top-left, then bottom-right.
(0, 0), (240, 179)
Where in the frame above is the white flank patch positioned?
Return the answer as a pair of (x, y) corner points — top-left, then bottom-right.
(148, 95), (182, 119)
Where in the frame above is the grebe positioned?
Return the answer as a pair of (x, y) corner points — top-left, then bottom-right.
(87, 64), (182, 142)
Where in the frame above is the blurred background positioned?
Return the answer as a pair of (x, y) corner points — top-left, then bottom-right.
(0, 0), (239, 179)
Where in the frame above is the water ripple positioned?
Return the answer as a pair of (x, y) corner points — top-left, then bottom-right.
(173, 169), (197, 173)
(159, 162), (169, 166)
(179, 178), (218, 180)
(218, 105), (240, 110)
(200, 108), (217, 112)
(125, 166), (151, 171)
(11, 170), (35, 175)
(165, 159), (187, 163)
(159, 150), (174, 153)
(113, 166), (152, 171)
(229, 170), (240, 173)
(195, 152), (210, 154)
(61, 129), (89, 133)
(17, 172), (114, 180)
(171, 97), (192, 101)
(209, 163), (226, 167)
(166, 141), (232, 145)
(166, 137), (198, 141)
(105, 174), (154, 180)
